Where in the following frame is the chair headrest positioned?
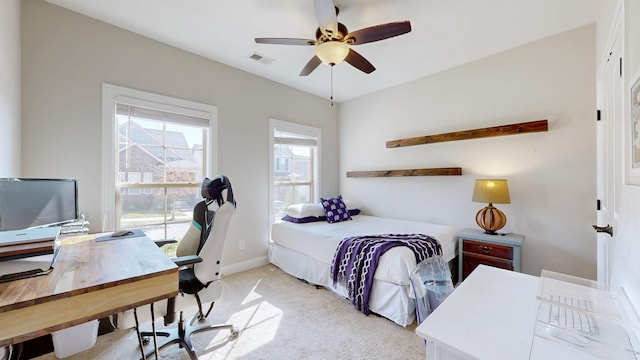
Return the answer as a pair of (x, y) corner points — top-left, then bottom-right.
(201, 175), (235, 206)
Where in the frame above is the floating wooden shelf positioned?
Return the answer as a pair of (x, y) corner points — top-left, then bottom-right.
(386, 119), (548, 148)
(347, 167), (462, 178)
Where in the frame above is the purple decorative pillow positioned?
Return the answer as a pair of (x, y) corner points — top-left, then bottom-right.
(281, 214), (326, 223)
(321, 195), (352, 223)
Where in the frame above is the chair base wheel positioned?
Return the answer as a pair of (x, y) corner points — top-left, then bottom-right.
(138, 318), (238, 360)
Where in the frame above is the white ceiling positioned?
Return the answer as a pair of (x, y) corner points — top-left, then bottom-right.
(45, 0), (601, 102)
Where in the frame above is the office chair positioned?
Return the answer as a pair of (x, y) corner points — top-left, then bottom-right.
(115, 175), (239, 360)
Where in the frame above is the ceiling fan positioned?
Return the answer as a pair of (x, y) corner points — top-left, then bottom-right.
(255, 0), (412, 76)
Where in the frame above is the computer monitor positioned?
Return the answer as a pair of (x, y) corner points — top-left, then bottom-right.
(0, 178), (79, 231)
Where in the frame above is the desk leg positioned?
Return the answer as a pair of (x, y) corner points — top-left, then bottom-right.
(150, 303), (159, 360)
(133, 308), (147, 360)
(426, 341), (440, 360)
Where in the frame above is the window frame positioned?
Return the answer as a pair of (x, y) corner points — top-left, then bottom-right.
(102, 83), (217, 232)
(268, 119), (321, 224)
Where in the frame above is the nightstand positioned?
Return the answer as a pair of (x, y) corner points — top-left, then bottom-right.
(457, 228), (525, 283)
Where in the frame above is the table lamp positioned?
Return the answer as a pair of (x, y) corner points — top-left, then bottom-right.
(472, 179), (511, 235)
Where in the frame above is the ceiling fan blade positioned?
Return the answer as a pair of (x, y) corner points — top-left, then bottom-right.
(299, 55), (322, 76)
(313, 0), (338, 37)
(255, 38), (316, 46)
(345, 21), (412, 45)
(344, 49), (375, 74)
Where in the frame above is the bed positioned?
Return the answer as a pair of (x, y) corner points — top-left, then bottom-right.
(269, 200), (458, 327)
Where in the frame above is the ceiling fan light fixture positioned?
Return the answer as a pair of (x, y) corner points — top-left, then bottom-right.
(315, 41), (349, 66)
(255, 0), (411, 76)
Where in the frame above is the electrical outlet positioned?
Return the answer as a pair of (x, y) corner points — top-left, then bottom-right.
(239, 241), (245, 250)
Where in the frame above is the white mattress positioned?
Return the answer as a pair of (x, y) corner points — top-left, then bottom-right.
(270, 215), (458, 286)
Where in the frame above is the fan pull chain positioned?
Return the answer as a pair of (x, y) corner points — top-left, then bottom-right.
(330, 66), (334, 106)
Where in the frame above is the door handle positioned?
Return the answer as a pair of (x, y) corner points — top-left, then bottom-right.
(592, 224), (613, 237)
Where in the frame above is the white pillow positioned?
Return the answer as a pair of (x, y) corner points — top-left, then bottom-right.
(285, 199), (362, 219)
(285, 203), (325, 219)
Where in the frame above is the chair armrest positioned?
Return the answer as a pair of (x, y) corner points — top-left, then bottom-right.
(172, 255), (203, 267)
(154, 239), (178, 248)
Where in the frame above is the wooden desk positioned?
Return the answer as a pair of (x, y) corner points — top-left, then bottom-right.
(0, 234), (178, 347)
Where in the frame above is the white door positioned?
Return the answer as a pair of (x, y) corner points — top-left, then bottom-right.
(596, 18), (623, 284)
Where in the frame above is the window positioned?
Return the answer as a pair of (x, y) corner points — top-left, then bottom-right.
(269, 119), (321, 223)
(102, 84), (217, 251)
(127, 172), (141, 195)
(143, 172), (153, 194)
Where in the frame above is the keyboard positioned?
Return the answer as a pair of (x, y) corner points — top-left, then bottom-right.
(539, 294), (599, 336)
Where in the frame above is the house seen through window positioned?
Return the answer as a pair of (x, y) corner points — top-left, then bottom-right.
(103, 84), (216, 256)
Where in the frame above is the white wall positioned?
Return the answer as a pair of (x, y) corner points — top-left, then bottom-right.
(339, 25), (597, 279)
(0, 0), (21, 177)
(20, 0), (339, 271)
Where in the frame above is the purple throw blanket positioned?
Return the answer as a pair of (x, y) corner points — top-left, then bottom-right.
(331, 233), (442, 315)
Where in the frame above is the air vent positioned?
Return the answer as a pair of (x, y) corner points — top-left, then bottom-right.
(249, 52), (274, 65)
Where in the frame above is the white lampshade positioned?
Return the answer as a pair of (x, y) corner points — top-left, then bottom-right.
(315, 41), (349, 66)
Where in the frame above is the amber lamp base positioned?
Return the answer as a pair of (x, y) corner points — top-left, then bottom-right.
(475, 203), (506, 235)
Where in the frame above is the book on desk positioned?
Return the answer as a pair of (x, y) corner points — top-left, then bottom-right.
(0, 226), (61, 282)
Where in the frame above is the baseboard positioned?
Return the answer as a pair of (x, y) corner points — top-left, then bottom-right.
(223, 255), (268, 275)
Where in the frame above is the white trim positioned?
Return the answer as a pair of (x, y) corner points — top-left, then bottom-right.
(222, 255), (269, 276)
(597, 0), (624, 78)
(101, 83), (218, 231)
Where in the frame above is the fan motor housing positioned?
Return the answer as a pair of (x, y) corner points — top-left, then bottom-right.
(316, 22), (349, 43)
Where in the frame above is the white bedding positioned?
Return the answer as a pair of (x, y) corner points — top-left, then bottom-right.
(269, 215), (458, 326)
(271, 215), (456, 272)
(270, 215), (457, 286)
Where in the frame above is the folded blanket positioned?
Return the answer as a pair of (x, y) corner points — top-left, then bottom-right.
(331, 233), (442, 315)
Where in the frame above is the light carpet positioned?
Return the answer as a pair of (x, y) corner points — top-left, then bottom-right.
(32, 265), (425, 359)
